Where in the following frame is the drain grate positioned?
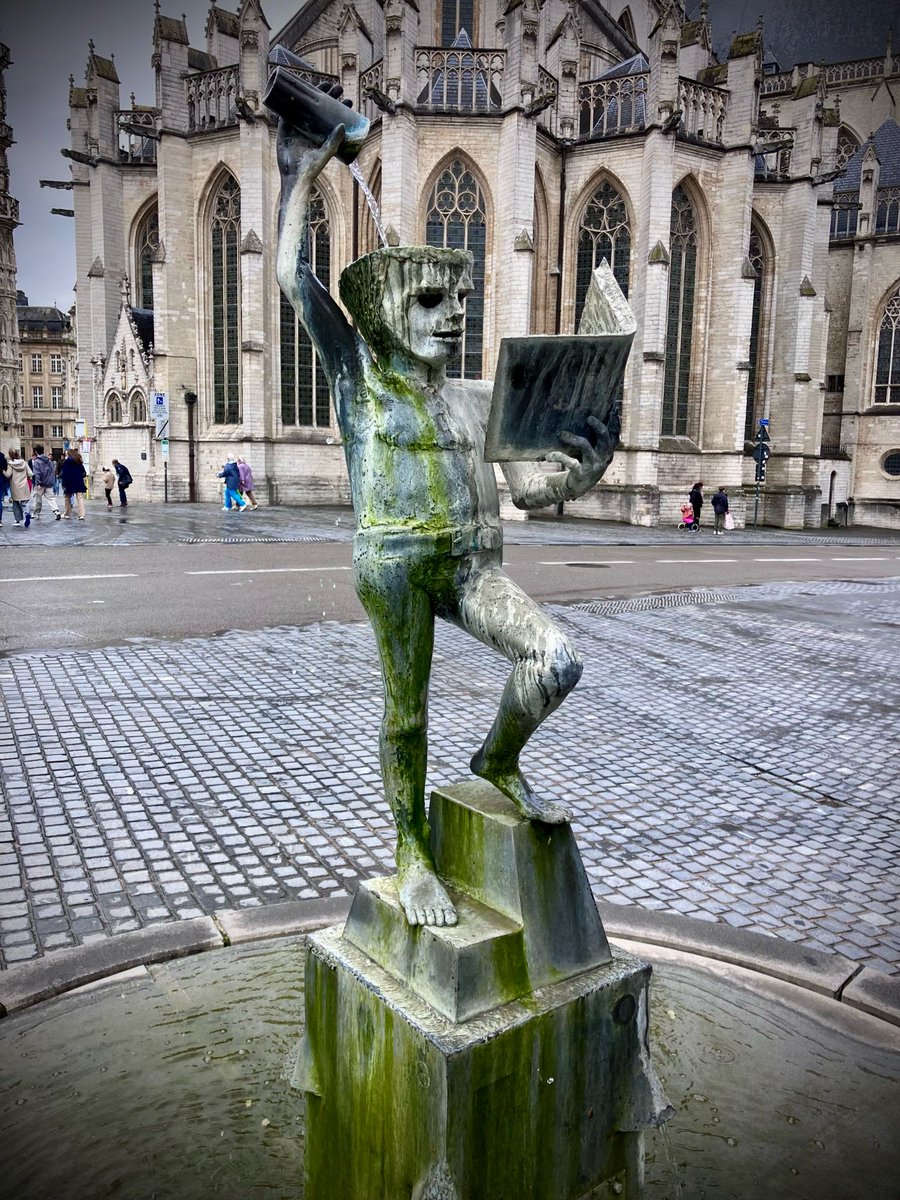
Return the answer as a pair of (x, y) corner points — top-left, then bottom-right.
(575, 590), (738, 616)
(179, 535), (335, 545)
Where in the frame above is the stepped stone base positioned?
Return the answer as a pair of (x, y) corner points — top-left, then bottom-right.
(297, 781), (671, 1199)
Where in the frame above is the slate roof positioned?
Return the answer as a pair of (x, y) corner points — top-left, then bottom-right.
(16, 306), (73, 335)
(155, 14), (189, 45)
(837, 119), (900, 192)
(209, 7), (240, 37)
(90, 53), (120, 83)
(597, 52), (649, 80)
(188, 47), (218, 71)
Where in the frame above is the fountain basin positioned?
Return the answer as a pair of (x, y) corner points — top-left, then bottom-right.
(1, 929), (897, 1199)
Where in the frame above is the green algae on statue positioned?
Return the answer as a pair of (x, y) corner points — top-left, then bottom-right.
(276, 116), (626, 930)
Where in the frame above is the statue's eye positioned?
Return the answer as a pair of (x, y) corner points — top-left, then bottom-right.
(417, 292), (443, 309)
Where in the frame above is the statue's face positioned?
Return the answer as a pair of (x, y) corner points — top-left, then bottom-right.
(381, 260), (473, 368)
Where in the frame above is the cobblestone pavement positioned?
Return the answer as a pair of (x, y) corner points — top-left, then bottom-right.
(1, 574), (898, 974)
(4, 498), (900, 549)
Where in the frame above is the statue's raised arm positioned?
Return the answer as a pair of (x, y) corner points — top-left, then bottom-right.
(276, 116), (364, 424)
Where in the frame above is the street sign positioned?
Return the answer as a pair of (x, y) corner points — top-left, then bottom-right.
(63, 438), (70, 449)
(752, 443), (771, 465)
(74, 420), (85, 439)
(759, 418), (769, 426)
(755, 420), (770, 442)
(161, 438), (169, 461)
(154, 391), (169, 439)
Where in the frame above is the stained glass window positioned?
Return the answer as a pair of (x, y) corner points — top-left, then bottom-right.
(575, 180), (631, 327)
(874, 286), (900, 404)
(280, 188), (331, 427)
(440, 0), (474, 46)
(425, 159), (486, 379)
(661, 185), (698, 437)
(211, 175), (241, 424)
(135, 208), (159, 309)
(744, 223), (769, 441)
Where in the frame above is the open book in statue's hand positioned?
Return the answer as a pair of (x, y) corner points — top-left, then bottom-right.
(484, 259), (635, 463)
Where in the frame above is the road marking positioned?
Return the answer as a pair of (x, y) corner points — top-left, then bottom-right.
(655, 558), (737, 564)
(752, 557), (820, 562)
(184, 566), (353, 576)
(829, 556), (888, 562)
(0, 573), (139, 583)
(538, 559), (635, 566)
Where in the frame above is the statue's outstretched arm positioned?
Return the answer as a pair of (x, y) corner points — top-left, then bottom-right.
(501, 413), (618, 509)
(276, 120), (363, 413)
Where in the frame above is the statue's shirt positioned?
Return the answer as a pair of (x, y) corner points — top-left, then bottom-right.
(343, 369), (502, 546)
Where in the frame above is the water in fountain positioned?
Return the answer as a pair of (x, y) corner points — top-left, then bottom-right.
(349, 160), (388, 247)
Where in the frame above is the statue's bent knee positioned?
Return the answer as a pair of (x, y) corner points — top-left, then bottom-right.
(545, 638), (583, 698)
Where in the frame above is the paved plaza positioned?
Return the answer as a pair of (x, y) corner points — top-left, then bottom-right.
(1, 510), (898, 976)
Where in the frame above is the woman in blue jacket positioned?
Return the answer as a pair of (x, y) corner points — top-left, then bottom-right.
(218, 456), (249, 511)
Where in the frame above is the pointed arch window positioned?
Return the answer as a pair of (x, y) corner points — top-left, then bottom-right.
(211, 174), (241, 424)
(107, 394), (123, 424)
(617, 7), (636, 42)
(135, 207), (159, 309)
(425, 159), (487, 378)
(131, 392), (147, 423)
(575, 180), (631, 327)
(835, 125), (861, 173)
(280, 188), (331, 427)
(440, 0), (475, 45)
(744, 223), (770, 440)
(874, 286), (900, 404)
(662, 185), (699, 437)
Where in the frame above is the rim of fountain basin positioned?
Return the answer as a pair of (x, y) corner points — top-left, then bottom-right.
(0, 895), (897, 1028)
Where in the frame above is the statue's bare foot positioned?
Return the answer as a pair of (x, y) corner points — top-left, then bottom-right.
(471, 750), (572, 824)
(396, 853), (458, 927)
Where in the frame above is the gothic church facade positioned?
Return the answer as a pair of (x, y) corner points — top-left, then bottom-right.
(65, 0), (900, 527)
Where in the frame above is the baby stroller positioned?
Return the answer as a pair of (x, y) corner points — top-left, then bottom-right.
(678, 503), (699, 532)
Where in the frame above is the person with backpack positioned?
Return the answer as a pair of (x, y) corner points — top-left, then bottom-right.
(28, 444), (62, 520)
(111, 459), (133, 507)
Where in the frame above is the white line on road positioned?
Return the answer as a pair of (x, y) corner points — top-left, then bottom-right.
(828, 556), (888, 562)
(184, 566), (353, 576)
(654, 558), (737, 564)
(752, 557), (821, 562)
(537, 559), (635, 566)
(0, 573), (139, 583)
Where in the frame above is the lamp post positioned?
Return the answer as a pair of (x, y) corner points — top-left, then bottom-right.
(184, 390), (197, 502)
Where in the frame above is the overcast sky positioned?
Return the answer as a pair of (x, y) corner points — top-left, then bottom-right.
(2, 0), (895, 307)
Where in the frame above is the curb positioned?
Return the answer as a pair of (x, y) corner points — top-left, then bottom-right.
(1, 897), (898, 1028)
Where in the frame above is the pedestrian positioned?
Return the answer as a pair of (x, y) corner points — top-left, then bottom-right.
(28, 444), (62, 520)
(236, 457), (259, 509)
(101, 466), (116, 509)
(688, 480), (703, 529)
(60, 448), (87, 520)
(111, 458), (133, 507)
(53, 455), (63, 496)
(218, 455), (248, 511)
(711, 485), (729, 535)
(7, 449), (33, 528)
(0, 450), (10, 527)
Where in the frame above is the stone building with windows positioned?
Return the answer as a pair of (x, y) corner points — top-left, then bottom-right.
(15, 298), (78, 460)
(65, 0), (900, 527)
(0, 41), (22, 447)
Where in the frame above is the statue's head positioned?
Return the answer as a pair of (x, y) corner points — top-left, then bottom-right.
(339, 246), (473, 369)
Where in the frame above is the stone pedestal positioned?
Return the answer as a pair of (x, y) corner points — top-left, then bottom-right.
(297, 782), (670, 1199)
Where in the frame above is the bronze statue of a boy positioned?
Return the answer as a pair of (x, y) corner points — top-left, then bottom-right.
(277, 121), (618, 929)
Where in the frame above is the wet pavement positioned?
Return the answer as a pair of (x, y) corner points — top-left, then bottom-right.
(0, 498), (898, 976)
